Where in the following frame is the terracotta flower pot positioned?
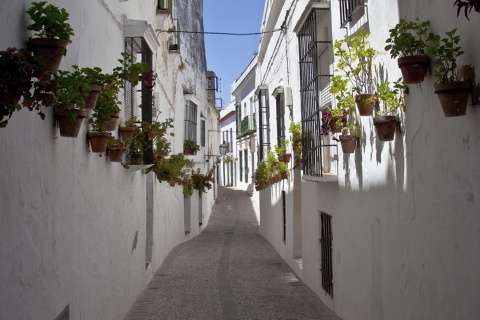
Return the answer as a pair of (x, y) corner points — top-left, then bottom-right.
(28, 38), (67, 73)
(339, 135), (357, 154)
(281, 153), (292, 163)
(88, 131), (110, 153)
(85, 84), (102, 109)
(330, 116), (344, 133)
(169, 180), (176, 187)
(108, 148), (124, 162)
(434, 81), (471, 117)
(119, 126), (136, 141)
(56, 108), (86, 138)
(398, 55), (430, 84)
(373, 116), (398, 141)
(355, 94), (376, 116)
(105, 112), (120, 131)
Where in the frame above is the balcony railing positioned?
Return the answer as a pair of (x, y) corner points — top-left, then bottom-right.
(237, 114), (256, 138)
(339, 0), (363, 28)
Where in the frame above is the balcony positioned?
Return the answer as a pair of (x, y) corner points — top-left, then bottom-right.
(237, 114), (256, 138)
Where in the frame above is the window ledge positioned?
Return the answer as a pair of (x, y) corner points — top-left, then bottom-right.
(302, 173), (338, 183)
(124, 164), (154, 172)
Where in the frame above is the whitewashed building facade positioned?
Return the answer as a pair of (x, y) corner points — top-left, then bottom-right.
(0, 1), (218, 319)
(255, 0), (480, 319)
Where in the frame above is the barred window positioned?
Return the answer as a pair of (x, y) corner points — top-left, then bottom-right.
(257, 87), (270, 161)
(297, 8), (335, 177)
(339, 0), (364, 28)
(273, 87), (285, 145)
(184, 100), (197, 142)
(320, 211), (333, 297)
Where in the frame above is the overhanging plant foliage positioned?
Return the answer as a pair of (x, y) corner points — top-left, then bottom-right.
(26, 1), (74, 43)
(427, 28), (464, 84)
(454, 0), (480, 20)
(385, 18), (431, 58)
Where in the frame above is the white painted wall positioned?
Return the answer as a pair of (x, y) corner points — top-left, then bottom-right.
(257, 1), (480, 320)
(0, 1), (216, 319)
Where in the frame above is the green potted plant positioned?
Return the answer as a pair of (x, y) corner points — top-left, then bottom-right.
(276, 161), (290, 180)
(333, 27), (378, 116)
(289, 121), (303, 168)
(0, 47), (47, 128)
(191, 169), (214, 196)
(374, 79), (407, 141)
(87, 82), (122, 152)
(326, 75), (354, 135)
(274, 138), (291, 163)
(142, 118), (174, 162)
(72, 66), (108, 109)
(53, 69), (91, 137)
(266, 150), (279, 183)
(183, 140), (200, 155)
(107, 135), (125, 162)
(385, 18), (431, 84)
(119, 116), (138, 141)
(427, 28), (471, 117)
(26, 1), (74, 73)
(128, 127), (145, 165)
(253, 161), (269, 191)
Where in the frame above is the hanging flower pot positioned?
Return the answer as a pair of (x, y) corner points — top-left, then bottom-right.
(119, 126), (136, 141)
(330, 115), (345, 133)
(355, 94), (376, 116)
(88, 131), (110, 153)
(55, 108), (86, 138)
(339, 135), (357, 153)
(169, 180), (176, 187)
(105, 112), (120, 131)
(281, 153), (292, 163)
(28, 38), (67, 73)
(84, 84), (102, 109)
(373, 116), (398, 141)
(398, 55), (430, 84)
(108, 147), (124, 162)
(434, 81), (471, 117)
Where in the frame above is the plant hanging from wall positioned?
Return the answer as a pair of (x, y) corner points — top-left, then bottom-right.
(454, 0), (480, 20)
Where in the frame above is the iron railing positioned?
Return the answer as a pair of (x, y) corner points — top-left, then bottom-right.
(339, 0), (363, 28)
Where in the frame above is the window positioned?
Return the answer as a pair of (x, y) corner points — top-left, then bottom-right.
(339, 0), (364, 28)
(320, 211), (333, 297)
(200, 120), (205, 147)
(124, 36), (154, 164)
(257, 87), (270, 161)
(273, 87), (285, 145)
(235, 102), (241, 136)
(169, 19), (180, 52)
(297, 9), (334, 177)
(184, 100), (197, 142)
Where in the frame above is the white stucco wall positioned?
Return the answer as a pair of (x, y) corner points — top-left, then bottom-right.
(0, 1), (215, 319)
(257, 1), (480, 320)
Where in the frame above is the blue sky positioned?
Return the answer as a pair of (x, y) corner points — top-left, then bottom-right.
(203, 1), (265, 108)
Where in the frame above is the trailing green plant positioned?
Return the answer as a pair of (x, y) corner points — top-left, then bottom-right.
(124, 116), (138, 127)
(376, 78), (408, 116)
(274, 138), (289, 157)
(26, 1), (74, 43)
(183, 179), (194, 197)
(333, 27), (378, 95)
(112, 52), (149, 87)
(0, 47), (50, 127)
(385, 18), (431, 58)
(73, 65), (109, 86)
(191, 169), (214, 196)
(107, 135), (125, 150)
(266, 150), (278, 178)
(289, 121), (302, 158)
(53, 69), (91, 121)
(89, 82), (121, 131)
(276, 161), (290, 176)
(142, 118), (174, 157)
(427, 29), (464, 84)
(253, 161), (269, 188)
(454, 0), (480, 20)
(184, 140), (200, 152)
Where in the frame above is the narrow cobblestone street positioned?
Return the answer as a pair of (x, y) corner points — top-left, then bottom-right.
(124, 187), (340, 320)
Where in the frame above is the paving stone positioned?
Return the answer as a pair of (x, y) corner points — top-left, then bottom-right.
(124, 187), (341, 320)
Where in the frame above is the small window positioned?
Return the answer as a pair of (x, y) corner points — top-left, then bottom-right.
(320, 211), (333, 297)
(200, 120), (205, 147)
(273, 87), (285, 145)
(339, 0), (364, 28)
(184, 100), (197, 142)
(239, 151), (243, 182)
